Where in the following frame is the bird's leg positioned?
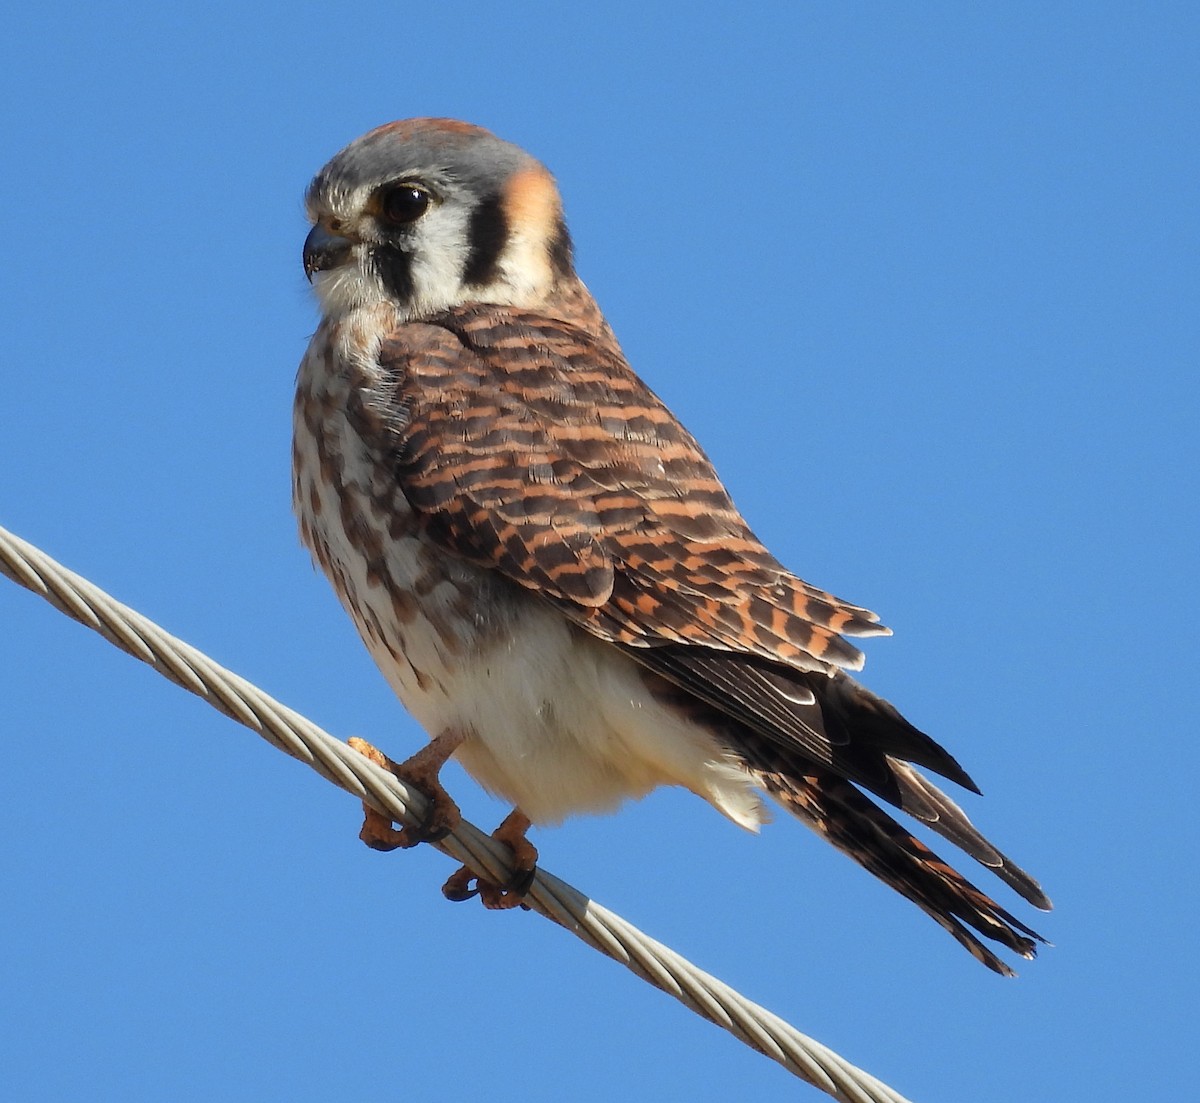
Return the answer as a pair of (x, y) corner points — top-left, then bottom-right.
(347, 731), (464, 851)
(442, 808), (538, 911)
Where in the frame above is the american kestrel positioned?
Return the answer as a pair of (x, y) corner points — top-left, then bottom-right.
(293, 119), (1050, 973)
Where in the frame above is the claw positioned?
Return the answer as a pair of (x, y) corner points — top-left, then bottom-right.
(441, 866), (479, 902)
(441, 809), (538, 911)
(348, 732), (463, 850)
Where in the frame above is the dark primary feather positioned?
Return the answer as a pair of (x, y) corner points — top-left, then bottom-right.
(640, 646), (980, 798)
(887, 758), (1051, 909)
(753, 760), (1047, 976)
(363, 301), (1049, 969)
(634, 646), (1051, 954)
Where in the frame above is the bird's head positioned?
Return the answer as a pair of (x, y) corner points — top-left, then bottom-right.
(303, 118), (575, 321)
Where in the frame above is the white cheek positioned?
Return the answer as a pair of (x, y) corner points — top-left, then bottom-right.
(496, 229), (552, 302)
(407, 208), (471, 315)
(311, 255), (388, 317)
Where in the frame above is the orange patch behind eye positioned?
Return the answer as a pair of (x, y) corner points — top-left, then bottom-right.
(504, 165), (560, 229)
(502, 166), (563, 283)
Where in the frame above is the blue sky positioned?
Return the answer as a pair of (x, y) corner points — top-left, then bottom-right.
(2, 4), (1196, 1101)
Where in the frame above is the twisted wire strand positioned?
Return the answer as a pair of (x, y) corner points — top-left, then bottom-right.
(0, 522), (915, 1103)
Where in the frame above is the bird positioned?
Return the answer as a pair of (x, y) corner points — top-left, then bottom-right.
(293, 118), (1050, 974)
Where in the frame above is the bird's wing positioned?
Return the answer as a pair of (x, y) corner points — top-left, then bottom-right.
(373, 303), (884, 673)
(370, 304), (983, 794)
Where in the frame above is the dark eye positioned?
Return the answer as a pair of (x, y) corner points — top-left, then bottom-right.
(379, 184), (431, 226)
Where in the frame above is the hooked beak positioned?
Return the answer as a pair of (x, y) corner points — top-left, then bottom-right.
(303, 224), (353, 282)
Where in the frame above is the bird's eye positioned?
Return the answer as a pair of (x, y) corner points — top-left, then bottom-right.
(379, 184), (431, 226)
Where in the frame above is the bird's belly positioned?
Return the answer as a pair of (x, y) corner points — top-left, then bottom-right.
(350, 567), (761, 827)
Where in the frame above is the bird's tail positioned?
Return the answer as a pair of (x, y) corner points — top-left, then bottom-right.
(755, 761), (1047, 975)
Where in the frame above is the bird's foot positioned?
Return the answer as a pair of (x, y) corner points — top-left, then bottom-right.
(348, 734), (463, 851)
(442, 809), (538, 911)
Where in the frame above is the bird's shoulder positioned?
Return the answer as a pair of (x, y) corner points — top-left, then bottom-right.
(374, 301), (748, 538)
